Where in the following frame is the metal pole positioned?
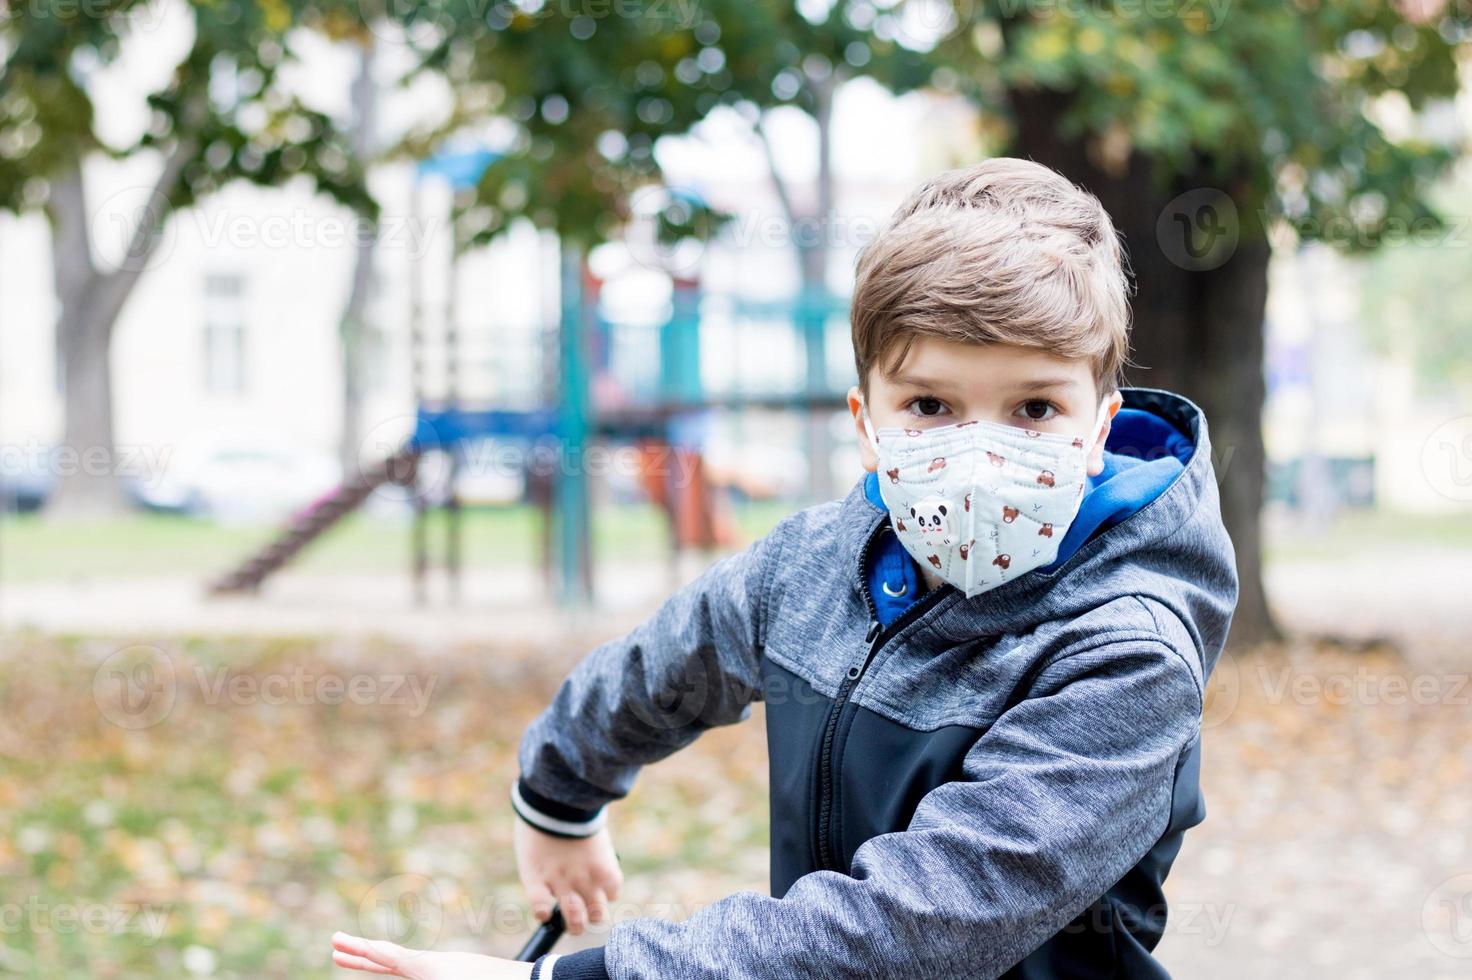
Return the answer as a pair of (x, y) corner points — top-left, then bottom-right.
(408, 177), (428, 606)
(554, 241), (593, 606)
(803, 280), (833, 504)
(445, 211), (464, 605)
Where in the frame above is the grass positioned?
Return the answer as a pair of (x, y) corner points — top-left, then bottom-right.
(2, 501), (1468, 586)
(0, 501), (795, 584)
(1260, 506), (1472, 563)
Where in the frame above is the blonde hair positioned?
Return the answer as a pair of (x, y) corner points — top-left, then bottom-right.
(851, 157), (1133, 396)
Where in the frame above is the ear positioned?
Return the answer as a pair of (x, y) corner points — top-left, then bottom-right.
(848, 385), (878, 473)
(1087, 390), (1124, 477)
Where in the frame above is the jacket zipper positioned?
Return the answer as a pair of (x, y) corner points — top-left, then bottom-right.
(812, 522), (950, 873)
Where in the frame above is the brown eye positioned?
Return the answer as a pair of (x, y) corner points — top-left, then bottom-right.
(1023, 400), (1054, 421)
(913, 397), (944, 416)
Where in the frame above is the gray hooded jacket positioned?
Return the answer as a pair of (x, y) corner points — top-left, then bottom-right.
(513, 388), (1238, 979)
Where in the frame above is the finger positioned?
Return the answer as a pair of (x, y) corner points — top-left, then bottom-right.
(332, 950), (401, 976)
(600, 866), (623, 903)
(585, 885), (609, 925)
(559, 889), (589, 935)
(524, 880), (556, 924)
(332, 933), (411, 972)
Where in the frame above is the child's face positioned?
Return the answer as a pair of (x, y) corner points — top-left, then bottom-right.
(848, 336), (1123, 478)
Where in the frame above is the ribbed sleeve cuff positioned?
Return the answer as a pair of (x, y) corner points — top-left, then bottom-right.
(511, 777), (608, 838)
(533, 946), (610, 979)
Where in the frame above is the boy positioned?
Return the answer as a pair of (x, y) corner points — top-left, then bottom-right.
(332, 157), (1238, 979)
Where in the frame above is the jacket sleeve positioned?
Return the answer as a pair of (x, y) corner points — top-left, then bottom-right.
(596, 633), (1204, 979)
(511, 517), (788, 838)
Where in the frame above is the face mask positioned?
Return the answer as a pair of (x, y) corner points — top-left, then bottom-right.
(861, 399), (1110, 598)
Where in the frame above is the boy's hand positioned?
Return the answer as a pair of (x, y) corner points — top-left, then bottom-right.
(514, 819), (622, 936)
(331, 932), (532, 979)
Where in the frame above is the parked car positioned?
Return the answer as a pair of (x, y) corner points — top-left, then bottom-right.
(131, 440), (342, 524)
(0, 444), (57, 513)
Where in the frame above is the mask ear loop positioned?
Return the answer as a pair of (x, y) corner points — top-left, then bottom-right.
(859, 397), (882, 455)
(1085, 396), (1112, 452)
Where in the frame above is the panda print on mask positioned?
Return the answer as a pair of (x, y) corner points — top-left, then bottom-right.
(908, 496), (956, 547)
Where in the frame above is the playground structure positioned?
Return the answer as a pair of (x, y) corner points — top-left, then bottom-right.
(209, 150), (854, 605)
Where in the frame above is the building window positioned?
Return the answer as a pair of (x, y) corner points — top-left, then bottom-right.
(203, 272), (247, 395)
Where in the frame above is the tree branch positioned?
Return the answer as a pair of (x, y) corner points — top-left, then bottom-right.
(88, 133), (199, 337)
(752, 111), (801, 234)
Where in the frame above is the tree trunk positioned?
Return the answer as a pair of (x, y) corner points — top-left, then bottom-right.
(754, 71), (839, 503)
(339, 38), (380, 472)
(1010, 87), (1282, 648)
(45, 145), (191, 518)
(803, 73), (837, 503)
(47, 166), (126, 517)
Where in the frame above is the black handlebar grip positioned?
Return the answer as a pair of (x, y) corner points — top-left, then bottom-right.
(514, 904), (566, 962)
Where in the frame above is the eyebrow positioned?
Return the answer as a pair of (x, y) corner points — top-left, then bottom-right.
(887, 373), (958, 390)
(887, 374), (1082, 395)
(1010, 378), (1082, 395)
